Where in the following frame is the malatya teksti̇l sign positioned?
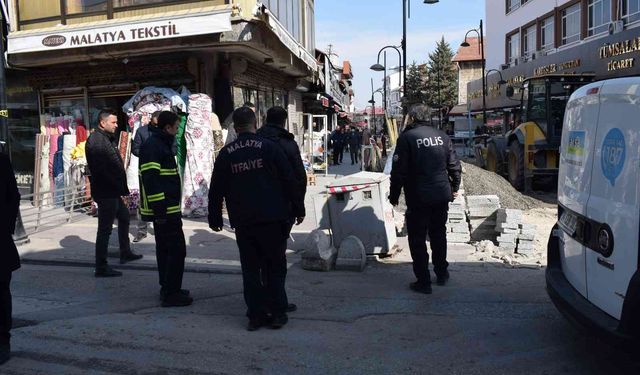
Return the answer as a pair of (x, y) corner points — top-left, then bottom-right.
(7, 10), (232, 54)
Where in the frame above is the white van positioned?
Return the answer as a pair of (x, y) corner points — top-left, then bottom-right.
(546, 77), (640, 346)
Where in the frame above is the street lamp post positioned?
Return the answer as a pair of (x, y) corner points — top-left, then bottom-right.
(461, 20), (486, 125)
(371, 45), (402, 116)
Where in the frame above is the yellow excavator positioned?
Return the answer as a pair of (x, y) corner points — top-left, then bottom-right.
(484, 74), (594, 191)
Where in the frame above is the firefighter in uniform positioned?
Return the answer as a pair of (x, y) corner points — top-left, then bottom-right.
(208, 107), (305, 331)
(139, 111), (192, 307)
(389, 104), (461, 294)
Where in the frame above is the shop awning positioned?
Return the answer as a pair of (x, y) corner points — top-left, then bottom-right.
(448, 103), (469, 116)
(7, 6), (233, 54)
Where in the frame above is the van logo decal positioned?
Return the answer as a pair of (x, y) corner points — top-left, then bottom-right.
(42, 35), (66, 47)
(601, 128), (626, 186)
(566, 130), (586, 166)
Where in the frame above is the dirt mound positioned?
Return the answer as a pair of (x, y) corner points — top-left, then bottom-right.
(461, 161), (550, 210)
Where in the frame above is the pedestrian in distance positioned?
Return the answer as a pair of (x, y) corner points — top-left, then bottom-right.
(208, 107), (305, 331)
(0, 153), (20, 365)
(86, 109), (143, 278)
(388, 104), (461, 295)
(330, 125), (345, 165)
(346, 126), (362, 165)
(139, 111), (192, 307)
(131, 111), (161, 243)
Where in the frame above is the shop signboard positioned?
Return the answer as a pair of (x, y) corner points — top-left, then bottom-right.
(7, 9), (232, 54)
(466, 27), (640, 112)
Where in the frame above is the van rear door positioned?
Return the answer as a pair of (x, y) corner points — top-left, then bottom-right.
(557, 82), (604, 298)
(586, 77), (640, 319)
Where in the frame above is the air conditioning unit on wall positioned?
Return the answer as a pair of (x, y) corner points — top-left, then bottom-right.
(609, 20), (625, 34)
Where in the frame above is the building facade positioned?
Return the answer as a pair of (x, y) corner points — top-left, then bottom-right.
(2, 0), (318, 194)
(486, 0), (640, 71)
(383, 68), (403, 119)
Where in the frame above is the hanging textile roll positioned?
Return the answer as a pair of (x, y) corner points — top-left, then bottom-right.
(182, 94), (214, 217)
(63, 134), (77, 207)
(53, 136), (65, 207)
(39, 135), (52, 206)
(176, 113), (187, 177)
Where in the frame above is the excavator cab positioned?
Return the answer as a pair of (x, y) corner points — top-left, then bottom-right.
(494, 74), (594, 191)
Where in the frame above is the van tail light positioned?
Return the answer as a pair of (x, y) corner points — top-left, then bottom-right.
(587, 87), (599, 95)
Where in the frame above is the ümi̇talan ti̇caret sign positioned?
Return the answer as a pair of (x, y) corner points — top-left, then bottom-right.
(7, 11), (232, 54)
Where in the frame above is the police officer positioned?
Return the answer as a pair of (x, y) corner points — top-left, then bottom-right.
(208, 107), (305, 331)
(330, 125), (345, 165)
(389, 104), (461, 294)
(139, 111), (192, 307)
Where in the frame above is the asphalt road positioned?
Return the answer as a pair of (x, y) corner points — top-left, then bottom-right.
(3, 256), (640, 375)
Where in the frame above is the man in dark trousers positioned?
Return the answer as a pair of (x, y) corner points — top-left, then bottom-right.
(389, 104), (461, 295)
(0, 153), (20, 365)
(131, 111), (160, 243)
(139, 111), (192, 307)
(346, 126), (362, 165)
(330, 125), (345, 165)
(86, 109), (143, 277)
(256, 106), (307, 313)
(209, 107), (305, 331)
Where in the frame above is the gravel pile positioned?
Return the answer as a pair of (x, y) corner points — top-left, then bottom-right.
(461, 162), (541, 210)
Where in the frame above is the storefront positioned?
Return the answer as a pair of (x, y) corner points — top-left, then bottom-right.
(467, 26), (640, 113)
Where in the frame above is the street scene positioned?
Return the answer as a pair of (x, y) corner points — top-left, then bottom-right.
(1, 0), (640, 374)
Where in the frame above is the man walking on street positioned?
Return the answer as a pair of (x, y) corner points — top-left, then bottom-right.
(346, 126), (361, 165)
(388, 104), (461, 294)
(86, 109), (143, 278)
(225, 102), (256, 146)
(0, 153), (20, 365)
(209, 107), (305, 331)
(131, 111), (160, 243)
(330, 125), (345, 165)
(140, 111), (192, 307)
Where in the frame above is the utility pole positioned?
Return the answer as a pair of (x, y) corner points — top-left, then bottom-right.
(0, 4), (8, 154)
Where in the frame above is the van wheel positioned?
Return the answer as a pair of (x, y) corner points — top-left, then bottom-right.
(508, 141), (525, 191)
(486, 141), (502, 175)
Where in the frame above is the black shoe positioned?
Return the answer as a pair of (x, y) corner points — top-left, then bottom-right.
(159, 289), (190, 300)
(436, 271), (450, 286)
(286, 303), (297, 313)
(247, 315), (272, 332)
(120, 252), (143, 264)
(161, 293), (193, 307)
(132, 233), (147, 243)
(95, 267), (123, 278)
(270, 314), (289, 329)
(0, 344), (10, 365)
(410, 282), (432, 294)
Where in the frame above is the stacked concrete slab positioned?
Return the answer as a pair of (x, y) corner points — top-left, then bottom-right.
(446, 192), (470, 243)
(467, 195), (500, 242)
(516, 223), (537, 255)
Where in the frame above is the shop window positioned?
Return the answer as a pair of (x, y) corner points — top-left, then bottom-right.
(114, 0), (180, 6)
(17, 0), (61, 21)
(523, 25), (536, 59)
(66, 0), (108, 14)
(562, 3), (581, 45)
(622, 0), (640, 24)
(540, 16), (554, 51)
(588, 0), (611, 36)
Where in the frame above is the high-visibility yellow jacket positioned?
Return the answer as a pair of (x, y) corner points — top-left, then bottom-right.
(139, 126), (181, 221)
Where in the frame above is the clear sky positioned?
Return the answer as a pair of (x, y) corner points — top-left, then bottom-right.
(315, 0), (485, 109)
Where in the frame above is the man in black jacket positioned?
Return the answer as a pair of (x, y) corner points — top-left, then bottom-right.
(86, 109), (142, 278)
(389, 104), (461, 295)
(131, 111), (160, 243)
(345, 126), (362, 165)
(209, 107), (305, 331)
(140, 111), (192, 307)
(0, 153), (20, 365)
(330, 126), (345, 165)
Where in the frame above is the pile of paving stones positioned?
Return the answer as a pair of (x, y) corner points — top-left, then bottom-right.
(495, 208), (537, 254)
(467, 195), (500, 242)
(446, 191), (471, 243)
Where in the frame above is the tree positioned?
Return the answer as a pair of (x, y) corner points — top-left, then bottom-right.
(401, 62), (427, 109)
(425, 37), (458, 112)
